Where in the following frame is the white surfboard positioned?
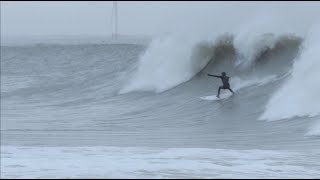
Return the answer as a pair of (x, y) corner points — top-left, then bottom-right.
(200, 93), (233, 101)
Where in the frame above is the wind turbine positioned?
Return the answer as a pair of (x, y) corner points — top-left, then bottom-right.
(111, 1), (118, 40)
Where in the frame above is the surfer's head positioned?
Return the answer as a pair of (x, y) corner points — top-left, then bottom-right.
(221, 72), (226, 76)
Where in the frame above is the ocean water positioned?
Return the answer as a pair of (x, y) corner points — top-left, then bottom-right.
(1, 30), (320, 178)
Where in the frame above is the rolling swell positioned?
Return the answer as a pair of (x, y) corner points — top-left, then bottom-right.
(1, 44), (145, 104)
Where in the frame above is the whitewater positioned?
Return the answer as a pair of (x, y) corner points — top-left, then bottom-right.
(1, 18), (320, 179)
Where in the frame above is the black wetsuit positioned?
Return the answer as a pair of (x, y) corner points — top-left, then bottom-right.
(208, 74), (234, 97)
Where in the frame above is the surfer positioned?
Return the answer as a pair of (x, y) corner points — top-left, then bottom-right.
(207, 72), (234, 98)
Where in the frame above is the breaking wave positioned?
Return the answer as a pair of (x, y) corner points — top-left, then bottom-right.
(120, 27), (320, 134)
(120, 33), (302, 94)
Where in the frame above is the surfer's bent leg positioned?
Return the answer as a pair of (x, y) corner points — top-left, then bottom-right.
(217, 86), (222, 98)
(228, 88), (234, 94)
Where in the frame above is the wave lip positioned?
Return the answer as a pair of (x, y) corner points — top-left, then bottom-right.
(119, 35), (218, 93)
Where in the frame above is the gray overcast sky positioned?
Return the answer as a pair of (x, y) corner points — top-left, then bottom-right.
(1, 1), (320, 37)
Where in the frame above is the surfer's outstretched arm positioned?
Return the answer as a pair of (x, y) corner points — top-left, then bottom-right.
(207, 74), (221, 78)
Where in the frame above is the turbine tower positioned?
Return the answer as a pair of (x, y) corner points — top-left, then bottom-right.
(112, 1), (118, 40)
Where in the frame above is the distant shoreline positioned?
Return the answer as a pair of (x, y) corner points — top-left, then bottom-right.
(1, 34), (153, 46)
